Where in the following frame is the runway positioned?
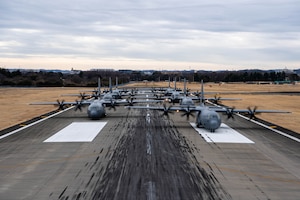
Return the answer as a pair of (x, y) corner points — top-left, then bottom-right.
(0, 103), (299, 199)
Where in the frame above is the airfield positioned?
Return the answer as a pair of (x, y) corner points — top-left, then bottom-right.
(0, 82), (299, 199)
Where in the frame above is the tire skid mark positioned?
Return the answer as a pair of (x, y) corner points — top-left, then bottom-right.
(90, 109), (231, 200)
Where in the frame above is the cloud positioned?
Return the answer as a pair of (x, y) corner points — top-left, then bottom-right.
(0, 0), (300, 70)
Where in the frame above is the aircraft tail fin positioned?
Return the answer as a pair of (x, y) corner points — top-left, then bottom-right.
(109, 77), (112, 93)
(174, 77), (176, 90)
(200, 80), (204, 105)
(97, 77), (101, 97)
(184, 78), (187, 96)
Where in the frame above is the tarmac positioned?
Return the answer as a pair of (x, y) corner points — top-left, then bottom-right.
(0, 103), (299, 200)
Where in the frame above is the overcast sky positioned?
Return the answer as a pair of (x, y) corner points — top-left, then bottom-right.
(1, 0), (300, 71)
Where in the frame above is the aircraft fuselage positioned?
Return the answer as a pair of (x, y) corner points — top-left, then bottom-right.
(170, 92), (181, 103)
(180, 97), (195, 107)
(87, 100), (106, 119)
(196, 108), (221, 132)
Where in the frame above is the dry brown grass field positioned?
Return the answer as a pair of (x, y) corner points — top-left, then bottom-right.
(0, 87), (91, 130)
(0, 82), (299, 134)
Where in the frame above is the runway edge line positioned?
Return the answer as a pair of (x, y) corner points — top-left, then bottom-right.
(237, 113), (300, 143)
(0, 107), (74, 140)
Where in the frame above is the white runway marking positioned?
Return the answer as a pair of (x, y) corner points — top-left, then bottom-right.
(190, 123), (254, 143)
(44, 122), (107, 142)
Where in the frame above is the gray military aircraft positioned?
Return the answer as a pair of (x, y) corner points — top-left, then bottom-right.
(31, 98), (108, 119)
(136, 78), (193, 104)
(64, 77), (131, 101)
(31, 78), (162, 119)
(127, 80), (290, 132)
(145, 78), (240, 105)
(150, 77), (182, 96)
(31, 83), (115, 119)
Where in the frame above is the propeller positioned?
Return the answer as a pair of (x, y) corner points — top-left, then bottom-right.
(56, 100), (66, 110)
(151, 87), (158, 94)
(225, 106), (235, 119)
(181, 106), (195, 120)
(247, 106), (259, 119)
(92, 91), (100, 99)
(108, 100), (116, 111)
(79, 92), (88, 100)
(161, 104), (173, 118)
(212, 94), (221, 104)
(126, 97), (134, 106)
(193, 90), (200, 97)
(186, 88), (191, 95)
(74, 100), (83, 111)
(130, 88), (138, 95)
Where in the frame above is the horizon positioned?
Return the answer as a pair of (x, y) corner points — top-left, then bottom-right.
(2, 65), (299, 73)
(1, 58), (299, 72)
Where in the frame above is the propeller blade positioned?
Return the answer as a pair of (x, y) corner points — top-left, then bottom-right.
(213, 94), (221, 104)
(79, 92), (87, 100)
(108, 100), (116, 111)
(247, 106), (259, 119)
(75, 100), (83, 112)
(162, 104), (173, 118)
(56, 99), (66, 110)
(126, 97), (134, 106)
(181, 106), (194, 120)
(225, 106), (235, 119)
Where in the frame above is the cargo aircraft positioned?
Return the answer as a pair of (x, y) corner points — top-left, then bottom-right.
(137, 78), (240, 106)
(127, 80), (290, 132)
(31, 78), (162, 119)
(63, 77), (127, 100)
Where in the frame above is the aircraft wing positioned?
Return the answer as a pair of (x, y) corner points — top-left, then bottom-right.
(234, 109), (290, 114)
(206, 97), (241, 101)
(101, 99), (163, 106)
(126, 104), (200, 119)
(61, 93), (93, 99)
(209, 107), (290, 114)
(30, 100), (92, 110)
(130, 99), (163, 104)
(30, 101), (79, 105)
(126, 105), (184, 111)
(209, 106), (290, 119)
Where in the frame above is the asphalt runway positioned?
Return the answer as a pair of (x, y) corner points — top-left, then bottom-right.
(0, 103), (299, 200)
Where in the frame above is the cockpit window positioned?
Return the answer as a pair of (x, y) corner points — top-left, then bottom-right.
(207, 113), (220, 120)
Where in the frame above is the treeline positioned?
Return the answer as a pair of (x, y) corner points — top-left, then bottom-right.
(0, 69), (132, 87)
(0, 68), (299, 87)
(193, 70), (299, 83)
(134, 70), (299, 83)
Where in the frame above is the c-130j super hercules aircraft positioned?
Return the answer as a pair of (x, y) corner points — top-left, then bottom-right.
(126, 80), (290, 132)
(31, 78), (162, 119)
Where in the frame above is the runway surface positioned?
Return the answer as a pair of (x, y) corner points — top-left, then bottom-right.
(0, 103), (299, 200)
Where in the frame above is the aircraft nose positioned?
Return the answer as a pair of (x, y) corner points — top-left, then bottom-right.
(209, 119), (220, 130)
(89, 110), (100, 119)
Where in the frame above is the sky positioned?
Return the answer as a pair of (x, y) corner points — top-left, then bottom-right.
(1, 0), (300, 71)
